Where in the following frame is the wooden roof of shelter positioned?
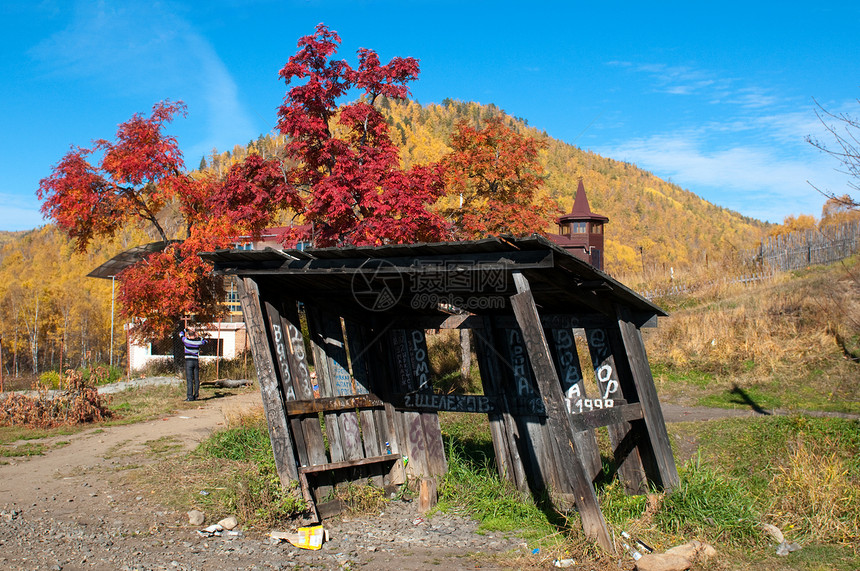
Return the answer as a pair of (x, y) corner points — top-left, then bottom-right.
(87, 240), (180, 279)
(201, 234), (664, 327)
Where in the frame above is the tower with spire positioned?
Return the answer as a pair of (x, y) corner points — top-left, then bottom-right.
(549, 178), (609, 269)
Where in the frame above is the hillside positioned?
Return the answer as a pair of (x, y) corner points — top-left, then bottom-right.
(386, 99), (770, 273)
(208, 98), (769, 274)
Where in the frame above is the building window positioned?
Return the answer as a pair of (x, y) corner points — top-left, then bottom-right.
(560, 224), (570, 236)
(572, 222), (587, 234)
(591, 223), (603, 234)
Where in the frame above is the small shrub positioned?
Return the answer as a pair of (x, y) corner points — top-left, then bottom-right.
(0, 369), (112, 428)
(38, 371), (62, 389)
(338, 481), (387, 515)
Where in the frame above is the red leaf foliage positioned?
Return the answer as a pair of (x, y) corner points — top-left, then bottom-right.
(276, 24), (447, 246)
(443, 118), (559, 238)
(38, 101), (188, 250)
(38, 24), (555, 342)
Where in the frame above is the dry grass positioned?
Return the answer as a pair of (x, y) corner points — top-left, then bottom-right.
(337, 481), (387, 515)
(642, 256), (860, 411)
(222, 402), (265, 429)
(767, 438), (860, 545)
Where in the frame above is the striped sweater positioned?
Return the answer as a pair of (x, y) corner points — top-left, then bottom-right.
(179, 331), (206, 359)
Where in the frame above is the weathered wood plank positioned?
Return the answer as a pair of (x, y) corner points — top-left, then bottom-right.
(404, 328), (447, 477)
(299, 454), (401, 474)
(343, 319), (387, 486)
(500, 324), (564, 493)
(355, 324), (406, 485)
(389, 392), (545, 416)
(584, 325), (648, 494)
(263, 301), (310, 469)
(389, 329), (432, 478)
(473, 316), (528, 491)
(616, 304), (680, 490)
(342, 320), (383, 455)
(305, 306), (345, 463)
(566, 403), (643, 432)
(548, 327), (603, 481)
(511, 272), (613, 552)
(283, 395), (384, 415)
(236, 278), (298, 484)
(322, 315), (364, 461)
(278, 302), (328, 468)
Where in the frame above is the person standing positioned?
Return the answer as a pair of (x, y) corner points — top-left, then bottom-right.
(179, 328), (206, 401)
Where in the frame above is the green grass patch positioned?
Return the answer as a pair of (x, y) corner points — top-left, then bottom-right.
(650, 363), (715, 388)
(195, 420), (306, 525)
(437, 439), (554, 540)
(697, 384), (783, 411)
(656, 458), (761, 545)
(0, 442), (46, 457)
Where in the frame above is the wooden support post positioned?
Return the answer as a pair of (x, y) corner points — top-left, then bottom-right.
(235, 278), (298, 485)
(584, 325), (648, 494)
(615, 305), (679, 490)
(548, 327), (603, 482)
(473, 317), (528, 492)
(510, 272), (613, 552)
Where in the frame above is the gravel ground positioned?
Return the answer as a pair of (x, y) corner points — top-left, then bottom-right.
(5, 377), (852, 570)
(0, 386), (527, 571)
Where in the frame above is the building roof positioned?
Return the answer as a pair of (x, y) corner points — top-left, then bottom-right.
(558, 179), (609, 224)
(87, 240), (180, 279)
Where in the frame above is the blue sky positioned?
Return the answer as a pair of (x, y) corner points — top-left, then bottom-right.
(2, 0), (859, 231)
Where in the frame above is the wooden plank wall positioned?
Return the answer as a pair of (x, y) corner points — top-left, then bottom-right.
(494, 323), (571, 498)
(387, 329), (448, 479)
(509, 273), (613, 551)
(584, 324), (648, 494)
(547, 327), (603, 482)
(235, 278), (298, 486)
(473, 316), (528, 492)
(240, 275), (675, 539)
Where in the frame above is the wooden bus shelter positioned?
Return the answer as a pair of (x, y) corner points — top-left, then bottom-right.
(202, 235), (678, 550)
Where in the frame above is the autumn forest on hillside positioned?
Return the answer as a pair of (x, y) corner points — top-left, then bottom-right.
(1, 23), (857, 382)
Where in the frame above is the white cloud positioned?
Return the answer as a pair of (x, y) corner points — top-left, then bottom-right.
(600, 127), (847, 223)
(598, 58), (860, 221)
(29, 1), (256, 164)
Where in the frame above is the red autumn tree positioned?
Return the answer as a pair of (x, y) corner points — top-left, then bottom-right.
(276, 24), (448, 246)
(38, 101), (296, 340)
(37, 24), (449, 340)
(442, 117), (558, 238)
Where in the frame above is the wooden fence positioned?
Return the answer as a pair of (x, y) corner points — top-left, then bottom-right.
(744, 221), (860, 272)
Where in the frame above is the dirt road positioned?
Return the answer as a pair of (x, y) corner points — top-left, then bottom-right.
(0, 390), (525, 570)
